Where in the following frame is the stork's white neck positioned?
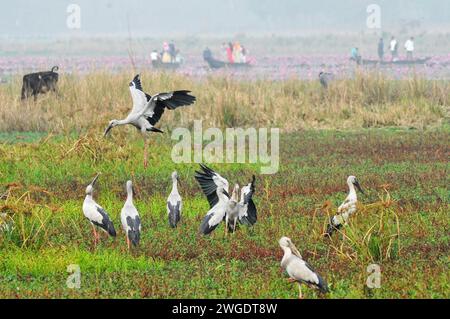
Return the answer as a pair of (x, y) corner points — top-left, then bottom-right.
(217, 188), (228, 201)
(231, 186), (240, 202)
(126, 185), (133, 204)
(171, 179), (178, 192)
(281, 246), (292, 265)
(117, 119), (129, 126)
(281, 246), (291, 255)
(347, 181), (357, 198)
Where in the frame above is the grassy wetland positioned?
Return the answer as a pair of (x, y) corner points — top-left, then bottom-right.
(0, 71), (449, 298)
(0, 71), (448, 132)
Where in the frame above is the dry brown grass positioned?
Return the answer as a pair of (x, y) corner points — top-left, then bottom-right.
(0, 70), (448, 133)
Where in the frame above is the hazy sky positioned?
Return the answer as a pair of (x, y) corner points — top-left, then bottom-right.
(0, 0), (449, 37)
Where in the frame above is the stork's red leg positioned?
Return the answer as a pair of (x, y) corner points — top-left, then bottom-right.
(92, 226), (100, 248)
(297, 283), (303, 299)
(143, 138), (149, 168)
(125, 233), (130, 250)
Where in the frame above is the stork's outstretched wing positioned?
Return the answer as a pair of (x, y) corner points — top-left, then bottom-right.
(238, 175), (257, 225)
(199, 200), (227, 235)
(143, 90), (196, 126)
(194, 164), (229, 208)
(128, 75), (148, 116)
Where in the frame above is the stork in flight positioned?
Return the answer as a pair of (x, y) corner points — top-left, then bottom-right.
(104, 74), (196, 168)
(279, 236), (329, 299)
(82, 174), (116, 247)
(195, 164), (257, 235)
(325, 175), (364, 237)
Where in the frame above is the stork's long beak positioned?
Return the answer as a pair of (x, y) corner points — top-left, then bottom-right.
(91, 173), (100, 187)
(104, 124), (113, 137)
(353, 180), (364, 194)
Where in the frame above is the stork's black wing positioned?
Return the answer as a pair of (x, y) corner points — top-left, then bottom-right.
(238, 175), (257, 225)
(131, 74), (143, 91)
(126, 215), (141, 247)
(95, 206), (117, 237)
(144, 90), (196, 126)
(194, 164), (229, 208)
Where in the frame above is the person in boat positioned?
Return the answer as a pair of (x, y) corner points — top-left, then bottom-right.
(233, 42), (242, 63)
(169, 41), (176, 63)
(161, 51), (172, 63)
(150, 49), (160, 66)
(226, 42), (234, 64)
(163, 41), (169, 53)
(221, 43), (228, 60)
(390, 36), (398, 61)
(161, 42), (172, 64)
(405, 37), (414, 60)
(241, 45), (248, 63)
(378, 38), (384, 61)
(351, 47), (362, 65)
(174, 50), (184, 64)
(160, 42), (171, 63)
(203, 47), (213, 62)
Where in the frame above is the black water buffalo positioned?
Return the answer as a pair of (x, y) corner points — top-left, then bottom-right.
(21, 66), (59, 100)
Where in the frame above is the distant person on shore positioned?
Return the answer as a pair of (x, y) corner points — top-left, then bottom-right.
(390, 36), (398, 61)
(405, 37), (414, 60)
(351, 47), (362, 65)
(378, 38), (384, 61)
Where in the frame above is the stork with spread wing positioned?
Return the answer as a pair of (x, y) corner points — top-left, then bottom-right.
(104, 74), (196, 168)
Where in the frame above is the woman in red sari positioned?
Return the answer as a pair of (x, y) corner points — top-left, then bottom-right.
(226, 42), (234, 63)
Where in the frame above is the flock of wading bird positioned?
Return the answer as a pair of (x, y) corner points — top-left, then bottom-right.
(83, 75), (365, 299)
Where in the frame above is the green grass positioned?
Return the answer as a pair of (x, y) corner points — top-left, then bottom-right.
(0, 129), (449, 298)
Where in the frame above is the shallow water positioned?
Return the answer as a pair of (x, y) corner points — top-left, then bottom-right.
(1, 54), (449, 82)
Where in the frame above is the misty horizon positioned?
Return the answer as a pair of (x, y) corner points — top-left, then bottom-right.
(1, 0), (449, 38)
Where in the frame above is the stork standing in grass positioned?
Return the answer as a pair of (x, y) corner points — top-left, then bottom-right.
(167, 171), (182, 228)
(319, 71), (333, 89)
(325, 175), (364, 237)
(120, 180), (141, 249)
(279, 237), (328, 299)
(195, 164), (257, 235)
(104, 74), (196, 168)
(82, 174), (116, 246)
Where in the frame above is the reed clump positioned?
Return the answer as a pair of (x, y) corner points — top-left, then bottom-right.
(325, 189), (401, 264)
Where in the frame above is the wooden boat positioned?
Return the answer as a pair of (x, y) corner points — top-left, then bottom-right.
(204, 57), (251, 70)
(152, 60), (181, 70)
(362, 57), (431, 66)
